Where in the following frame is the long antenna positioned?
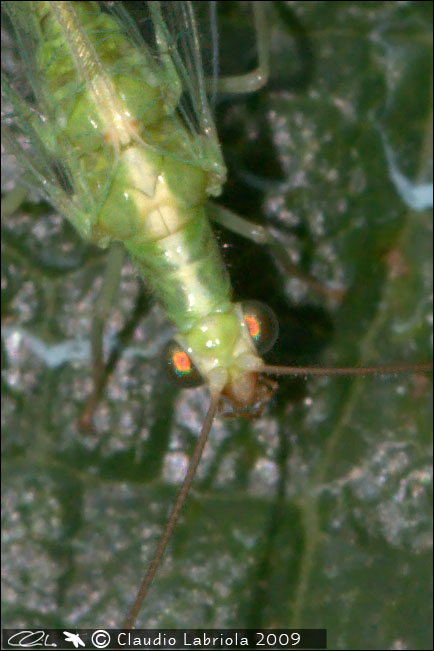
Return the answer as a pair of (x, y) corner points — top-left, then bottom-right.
(261, 362), (433, 377)
(124, 392), (221, 630)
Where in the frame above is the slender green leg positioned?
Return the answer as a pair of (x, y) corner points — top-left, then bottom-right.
(214, 2), (269, 94)
(207, 201), (344, 301)
(79, 242), (124, 431)
(207, 6), (341, 300)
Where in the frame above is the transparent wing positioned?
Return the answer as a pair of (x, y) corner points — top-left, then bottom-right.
(2, 4), (96, 238)
(2, 1), (226, 242)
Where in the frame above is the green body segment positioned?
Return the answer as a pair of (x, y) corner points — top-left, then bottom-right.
(20, 0), (231, 330)
(7, 0), (263, 392)
(128, 211), (232, 331)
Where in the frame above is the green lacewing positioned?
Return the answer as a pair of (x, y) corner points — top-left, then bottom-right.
(2, 1), (432, 640)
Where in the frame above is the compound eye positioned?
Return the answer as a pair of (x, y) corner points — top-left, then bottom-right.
(163, 340), (204, 388)
(242, 300), (279, 354)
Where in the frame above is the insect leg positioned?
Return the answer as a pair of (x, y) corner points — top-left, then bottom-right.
(214, 2), (269, 94)
(207, 200), (344, 301)
(78, 242), (124, 431)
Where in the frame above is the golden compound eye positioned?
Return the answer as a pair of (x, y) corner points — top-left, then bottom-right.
(242, 300), (279, 354)
(163, 340), (204, 388)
